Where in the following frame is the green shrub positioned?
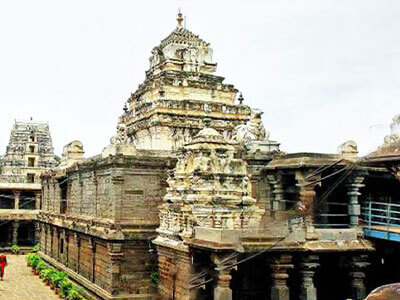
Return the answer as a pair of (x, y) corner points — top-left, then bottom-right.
(67, 285), (86, 300)
(32, 243), (41, 253)
(52, 271), (67, 288)
(30, 255), (41, 268)
(40, 268), (49, 279)
(26, 253), (34, 265)
(45, 268), (56, 281)
(36, 260), (47, 271)
(60, 279), (73, 297)
(11, 244), (20, 254)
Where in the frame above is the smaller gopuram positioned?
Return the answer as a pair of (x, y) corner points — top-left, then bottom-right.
(0, 119), (57, 248)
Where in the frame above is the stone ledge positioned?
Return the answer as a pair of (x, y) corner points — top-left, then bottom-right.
(40, 252), (157, 300)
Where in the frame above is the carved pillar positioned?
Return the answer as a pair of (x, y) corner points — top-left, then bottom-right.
(212, 253), (236, 300)
(346, 176), (365, 227)
(269, 254), (294, 300)
(108, 242), (124, 295)
(267, 174), (284, 213)
(12, 221), (19, 245)
(35, 191), (41, 210)
(299, 255), (319, 300)
(296, 170), (319, 240)
(349, 255), (369, 300)
(13, 191), (20, 210)
(296, 171), (317, 225)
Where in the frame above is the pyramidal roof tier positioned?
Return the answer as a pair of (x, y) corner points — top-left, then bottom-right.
(159, 27), (210, 49)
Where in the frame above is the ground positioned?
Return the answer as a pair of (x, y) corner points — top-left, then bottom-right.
(0, 254), (60, 300)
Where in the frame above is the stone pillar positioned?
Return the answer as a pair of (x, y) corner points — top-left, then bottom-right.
(212, 254), (236, 300)
(108, 242), (124, 294)
(296, 171), (319, 240)
(267, 174), (285, 213)
(300, 255), (319, 300)
(13, 191), (20, 210)
(349, 255), (369, 300)
(35, 191), (41, 210)
(296, 172), (317, 224)
(269, 254), (294, 300)
(346, 176), (365, 227)
(12, 221), (19, 245)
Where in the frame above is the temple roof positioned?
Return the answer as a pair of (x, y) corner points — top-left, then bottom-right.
(158, 10), (209, 49)
(159, 27), (209, 49)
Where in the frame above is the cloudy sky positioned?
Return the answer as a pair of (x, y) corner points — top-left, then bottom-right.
(0, 0), (399, 157)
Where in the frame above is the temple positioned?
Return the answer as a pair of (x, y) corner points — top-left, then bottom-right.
(0, 120), (56, 249)
(29, 12), (400, 300)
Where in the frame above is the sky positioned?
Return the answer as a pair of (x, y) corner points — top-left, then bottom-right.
(0, 0), (399, 157)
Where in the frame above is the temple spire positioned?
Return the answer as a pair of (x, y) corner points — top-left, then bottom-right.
(176, 9), (184, 30)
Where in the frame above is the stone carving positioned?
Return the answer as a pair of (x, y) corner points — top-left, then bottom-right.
(102, 122), (136, 158)
(110, 123), (128, 145)
(157, 125), (264, 241)
(232, 109), (269, 144)
(338, 140), (358, 158)
(382, 114), (400, 146)
(390, 114), (400, 134)
(149, 47), (164, 68)
(60, 141), (85, 168)
(384, 134), (400, 145)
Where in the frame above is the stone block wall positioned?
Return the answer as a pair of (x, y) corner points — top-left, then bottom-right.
(38, 155), (173, 299)
(40, 155), (171, 225)
(157, 245), (195, 300)
(39, 224), (156, 299)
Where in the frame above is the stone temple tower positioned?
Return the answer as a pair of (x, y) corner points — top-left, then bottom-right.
(0, 119), (57, 248)
(118, 11), (253, 151)
(0, 120), (57, 184)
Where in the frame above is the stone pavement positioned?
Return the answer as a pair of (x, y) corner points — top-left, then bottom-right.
(0, 254), (60, 300)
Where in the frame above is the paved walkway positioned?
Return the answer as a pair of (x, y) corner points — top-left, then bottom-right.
(0, 254), (60, 300)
